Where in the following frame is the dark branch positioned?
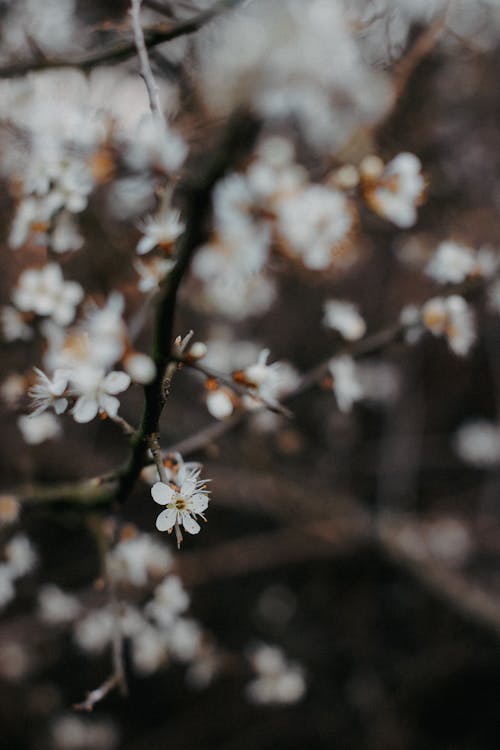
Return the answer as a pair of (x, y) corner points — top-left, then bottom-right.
(0, 0), (243, 79)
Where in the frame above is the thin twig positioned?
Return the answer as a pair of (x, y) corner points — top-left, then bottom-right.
(0, 0), (244, 79)
(74, 673), (121, 712)
(130, 0), (164, 119)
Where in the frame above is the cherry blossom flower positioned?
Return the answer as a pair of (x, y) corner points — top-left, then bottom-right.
(276, 184), (355, 270)
(236, 349), (298, 410)
(151, 467), (210, 542)
(136, 205), (184, 255)
(454, 420), (500, 467)
(0, 307), (33, 343)
(38, 584), (81, 626)
(328, 355), (363, 412)
(70, 367), (131, 423)
(134, 257), (175, 292)
(421, 295), (476, 356)
(107, 532), (172, 587)
(246, 644), (306, 705)
(29, 367), (69, 416)
(426, 240), (498, 283)
(363, 152), (425, 228)
(18, 412), (61, 444)
(13, 264), (83, 326)
(323, 299), (366, 341)
(146, 575), (190, 627)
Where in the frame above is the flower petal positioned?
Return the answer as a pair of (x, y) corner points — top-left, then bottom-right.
(190, 493), (209, 514)
(72, 396), (99, 423)
(156, 508), (177, 532)
(151, 482), (175, 505)
(181, 514), (200, 535)
(104, 371), (131, 395)
(99, 393), (120, 417)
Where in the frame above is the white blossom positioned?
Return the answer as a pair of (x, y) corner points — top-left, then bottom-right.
(323, 300), (366, 341)
(152, 466), (210, 539)
(107, 533), (173, 587)
(328, 355), (364, 412)
(135, 256), (175, 292)
(13, 264), (83, 326)
(74, 609), (114, 654)
(364, 152), (425, 228)
(167, 618), (202, 662)
(131, 625), (168, 675)
(38, 584), (82, 625)
(126, 115), (187, 174)
(51, 715), (119, 750)
(70, 367), (131, 423)
(454, 420), (500, 467)
(123, 352), (156, 385)
(137, 205), (184, 255)
(1, 307), (33, 342)
(276, 184), (354, 270)
(426, 241), (476, 284)
(29, 367), (69, 416)
(239, 349), (298, 410)
(421, 295), (476, 356)
(0, 565), (15, 609)
(18, 412), (61, 444)
(5, 534), (37, 578)
(146, 575), (190, 627)
(206, 387), (235, 420)
(246, 644), (306, 705)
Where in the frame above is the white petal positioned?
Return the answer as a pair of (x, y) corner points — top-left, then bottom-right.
(72, 396), (99, 423)
(151, 482), (175, 505)
(137, 236), (156, 255)
(99, 393), (120, 417)
(190, 494), (208, 514)
(181, 514), (200, 535)
(54, 398), (68, 415)
(104, 371), (131, 394)
(156, 508), (177, 532)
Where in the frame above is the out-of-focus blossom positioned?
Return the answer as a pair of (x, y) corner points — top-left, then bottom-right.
(13, 264), (83, 326)
(328, 355), (364, 412)
(363, 153), (425, 228)
(246, 644), (306, 705)
(421, 295), (476, 356)
(126, 116), (187, 174)
(206, 386), (236, 420)
(276, 184), (355, 270)
(1, 307), (33, 343)
(323, 299), (366, 341)
(18, 412), (61, 444)
(167, 618), (202, 662)
(455, 420), (500, 467)
(146, 575), (190, 627)
(51, 714), (119, 750)
(107, 533), (173, 587)
(426, 241), (498, 284)
(70, 368), (130, 423)
(123, 352), (156, 385)
(29, 367), (69, 416)
(5, 534), (37, 578)
(137, 204), (184, 255)
(38, 584), (81, 625)
(135, 257), (175, 292)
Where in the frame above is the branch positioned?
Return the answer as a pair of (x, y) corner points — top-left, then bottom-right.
(130, 0), (163, 119)
(0, 0), (243, 79)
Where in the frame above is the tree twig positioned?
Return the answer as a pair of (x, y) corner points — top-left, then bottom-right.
(0, 0), (244, 79)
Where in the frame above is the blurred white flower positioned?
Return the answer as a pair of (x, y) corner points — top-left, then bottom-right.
(135, 256), (175, 292)
(421, 295), (476, 356)
(328, 355), (363, 412)
(426, 241), (475, 284)
(5, 534), (37, 578)
(206, 387), (235, 420)
(246, 644), (306, 705)
(364, 152), (425, 228)
(126, 115), (187, 174)
(38, 584), (81, 625)
(123, 352), (156, 385)
(29, 367), (69, 416)
(238, 349), (298, 410)
(137, 205), (184, 255)
(323, 299), (366, 341)
(146, 575), (190, 627)
(18, 412), (61, 444)
(455, 420), (500, 467)
(13, 264), (83, 326)
(1, 307), (33, 342)
(0, 565), (15, 609)
(107, 532), (173, 587)
(167, 618), (202, 662)
(70, 367), (131, 423)
(277, 184), (354, 270)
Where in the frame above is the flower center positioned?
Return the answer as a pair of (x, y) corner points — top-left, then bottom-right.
(174, 496), (187, 511)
